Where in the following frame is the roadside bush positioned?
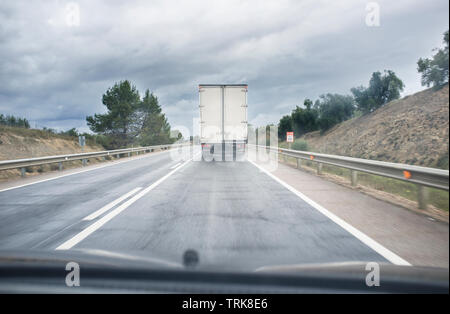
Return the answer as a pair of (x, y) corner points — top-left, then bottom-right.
(292, 139), (308, 151)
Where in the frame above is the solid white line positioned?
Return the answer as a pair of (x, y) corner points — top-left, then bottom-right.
(82, 187), (143, 221)
(55, 158), (192, 250)
(247, 159), (412, 266)
(169, 162), (182, 170)
(0, 150), (171, 193)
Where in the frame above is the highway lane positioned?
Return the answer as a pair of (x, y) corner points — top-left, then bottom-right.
(0, 150), (181, 249)
(0, 153), (393, 270)
(0, 151), (394, 270)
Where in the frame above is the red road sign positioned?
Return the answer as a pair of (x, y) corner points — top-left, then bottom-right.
(286, 132), (294, 143)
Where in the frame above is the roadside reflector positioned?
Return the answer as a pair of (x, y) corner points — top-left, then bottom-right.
(403, 170), (412, 179)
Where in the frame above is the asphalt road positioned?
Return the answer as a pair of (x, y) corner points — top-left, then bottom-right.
(0, 151), (389, 271)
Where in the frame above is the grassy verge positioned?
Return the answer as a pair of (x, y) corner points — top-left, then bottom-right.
(0, 125), (102, 147)
(281, 155), (449, 212)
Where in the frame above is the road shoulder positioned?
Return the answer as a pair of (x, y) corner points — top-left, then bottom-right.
(253, 159), (449, 268)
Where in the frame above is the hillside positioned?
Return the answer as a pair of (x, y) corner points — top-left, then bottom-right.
(0, 126), (104, 180)
(300, 84), (449, 169)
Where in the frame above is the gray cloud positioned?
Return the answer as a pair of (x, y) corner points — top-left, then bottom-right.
(0, 0), (448, 135)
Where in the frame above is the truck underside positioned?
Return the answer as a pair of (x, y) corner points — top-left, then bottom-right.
(201, 141), (247, 162)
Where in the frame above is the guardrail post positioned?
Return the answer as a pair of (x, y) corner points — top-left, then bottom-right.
(128, 152), (131, 157)
(116, 154), (120, 159)
(351, 170), (358, 187)
(58, 162), (63, 171)
(296, 158), (301, 169)
(418, 185), (429, 210)
(82, 159), (87, 167)
(21, 167), (26, 178)
(317, 162), (323, 175)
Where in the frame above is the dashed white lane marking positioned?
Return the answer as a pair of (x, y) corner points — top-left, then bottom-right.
(169, 162), (182, 170)
(55, 158), (192, 250)
(83, 187), (143, 221)
(248, 159), (411, 266)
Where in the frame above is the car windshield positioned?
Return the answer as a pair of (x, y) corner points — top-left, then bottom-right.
(0, 0), (448, 295)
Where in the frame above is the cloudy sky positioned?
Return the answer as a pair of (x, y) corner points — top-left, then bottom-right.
(0, 0), (448, 135)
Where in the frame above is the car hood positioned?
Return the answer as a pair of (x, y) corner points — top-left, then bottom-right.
(0, 249), (448, 278)
(0, 249), (448, 293)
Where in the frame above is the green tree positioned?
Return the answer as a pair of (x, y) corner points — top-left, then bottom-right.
(304, 98), (313, 110)
(86, 80), (141, 148)
(351, 70), (404, 114)
(417, 30), (449, 89)
(278, 115), (292, 139)
(291, 98), (319, 137)
(316, 93), (355, 133)
(0, 114), (30, 128)
(7, 115), (17, 126)
(137, 90), (172, 146)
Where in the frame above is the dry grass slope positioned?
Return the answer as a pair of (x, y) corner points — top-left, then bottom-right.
(0, 126), (104, 181)
(301, 84), (449, 169)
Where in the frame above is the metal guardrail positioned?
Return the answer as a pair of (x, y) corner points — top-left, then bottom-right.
(0, 144), (184, 175)
(249, 144), (449, 209)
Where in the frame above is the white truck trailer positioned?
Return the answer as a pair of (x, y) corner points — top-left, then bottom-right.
(199, 84), (248, 161)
